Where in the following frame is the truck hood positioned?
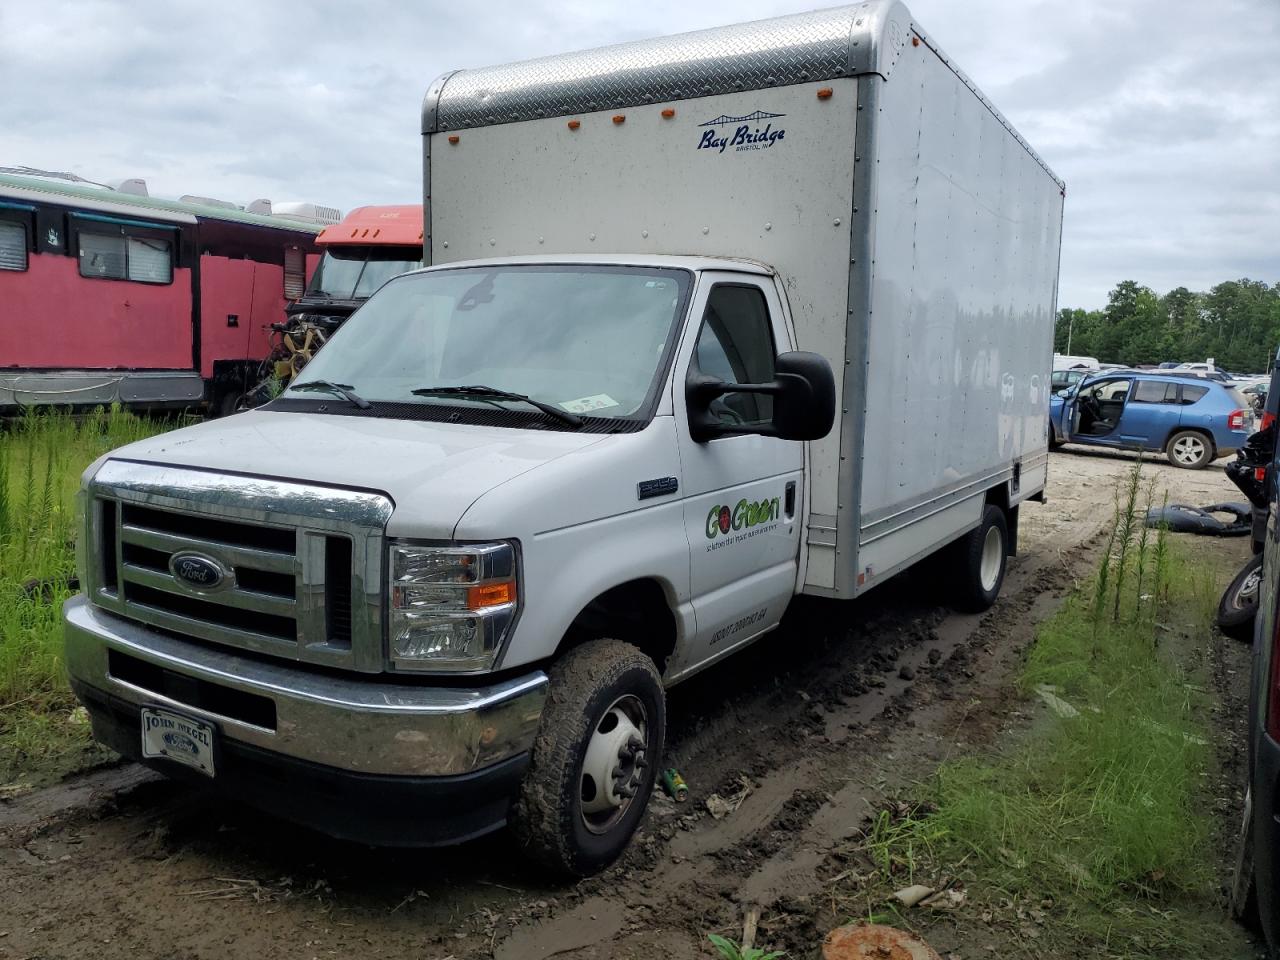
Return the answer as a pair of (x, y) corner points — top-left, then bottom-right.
(102, 410), (608, 537)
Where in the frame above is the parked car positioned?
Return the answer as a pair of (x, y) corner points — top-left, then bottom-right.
(1049, 372), (1253, 468)
(1052, 353), (1100, 372)
(1051, 368), (1090, 393)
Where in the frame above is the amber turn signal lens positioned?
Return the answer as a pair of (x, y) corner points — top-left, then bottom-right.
(467, 581), (516, 609)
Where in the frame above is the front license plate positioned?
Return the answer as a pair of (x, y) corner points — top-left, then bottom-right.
(140, 708), (216, 777)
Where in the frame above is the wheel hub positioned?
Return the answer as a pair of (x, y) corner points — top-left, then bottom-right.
(1240, 569), (1262, 602)
(580, 697), (648, 833)
(1173, 436), (1204, 464)
(979, 525), (1002, 592)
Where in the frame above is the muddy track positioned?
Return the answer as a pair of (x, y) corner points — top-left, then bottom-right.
(0, 452), (1244, 960)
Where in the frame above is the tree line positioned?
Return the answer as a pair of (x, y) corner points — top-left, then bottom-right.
(1055, 278), (1280, 373)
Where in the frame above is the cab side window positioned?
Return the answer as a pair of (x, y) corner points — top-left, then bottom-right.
(693, 285), (776, 426)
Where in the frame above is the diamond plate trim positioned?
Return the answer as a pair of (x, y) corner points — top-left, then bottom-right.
(424, 2), (911, 132)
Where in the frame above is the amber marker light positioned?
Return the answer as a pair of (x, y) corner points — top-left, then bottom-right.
(568, 119), (581, 130)
(467, 581), (516, 610)
(661, 108), (676, 118)
(817, 87), (833, 99)
(612, 114), (626, 124)
(448, 135), (460, 144)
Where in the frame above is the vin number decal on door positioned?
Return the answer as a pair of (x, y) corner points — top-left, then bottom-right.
(711, 607), (768, 646)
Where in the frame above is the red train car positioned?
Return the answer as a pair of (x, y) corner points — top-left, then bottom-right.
(0, 171), (331, 413)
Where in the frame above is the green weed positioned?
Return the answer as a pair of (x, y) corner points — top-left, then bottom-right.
(0, 406), (181, 783)
(862, 461), (1230, 955)
(706, 933), (784, 960)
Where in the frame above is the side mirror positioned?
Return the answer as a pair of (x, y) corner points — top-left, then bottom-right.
(687, 350), (836, 444)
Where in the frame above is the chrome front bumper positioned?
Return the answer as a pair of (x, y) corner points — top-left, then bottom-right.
(63, 594), (548, 777)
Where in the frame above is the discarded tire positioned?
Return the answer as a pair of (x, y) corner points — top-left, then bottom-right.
(1218, 554), (1263, 643)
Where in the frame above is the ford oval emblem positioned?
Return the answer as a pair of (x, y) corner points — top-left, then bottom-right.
(169, 552), (232, 592)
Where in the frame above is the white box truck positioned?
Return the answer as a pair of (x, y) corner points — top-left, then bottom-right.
(65, 1), (1063, 876)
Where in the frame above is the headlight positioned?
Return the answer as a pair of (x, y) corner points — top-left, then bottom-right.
(387, 541), (519, 672)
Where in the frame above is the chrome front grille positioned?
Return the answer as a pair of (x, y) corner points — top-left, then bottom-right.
(85, 460), (393, 672)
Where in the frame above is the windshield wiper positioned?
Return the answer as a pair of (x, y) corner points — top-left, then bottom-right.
(410, 384), (583, 427)
(289, 379), (372, 410)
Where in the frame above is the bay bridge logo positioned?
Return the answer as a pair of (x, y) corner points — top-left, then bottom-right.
(696, 111), (787, 155)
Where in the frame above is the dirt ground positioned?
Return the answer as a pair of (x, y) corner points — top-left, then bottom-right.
(0, 446), (1258, 960)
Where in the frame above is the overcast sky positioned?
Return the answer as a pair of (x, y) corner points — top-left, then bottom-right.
(2, 0), (1276, 308)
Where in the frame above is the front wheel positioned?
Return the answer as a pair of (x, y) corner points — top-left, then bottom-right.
(1166, 430), (1214, 469)
(949, 504), (1008, 613)
(1218, 554), (1263, 642)
(510, 639), (665, 877)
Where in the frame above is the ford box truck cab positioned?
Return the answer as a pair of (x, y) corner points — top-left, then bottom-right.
(65, 2), (1064, 876)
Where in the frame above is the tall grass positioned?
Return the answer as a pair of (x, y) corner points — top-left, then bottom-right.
(867, 461), (1224, 954)
(1, 406), (179, 783)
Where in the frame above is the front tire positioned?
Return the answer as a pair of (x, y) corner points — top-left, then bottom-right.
(950, 504), (1008, 612)
(510, 639), (665, 877)
(1166, 430), (1214, 469)
(1218, 554), (1263, 642)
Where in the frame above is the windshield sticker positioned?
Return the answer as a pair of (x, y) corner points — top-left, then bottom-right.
(704, 496), (781, 552)
(697, 110), (786, 155)
(560, 394), (618, 413)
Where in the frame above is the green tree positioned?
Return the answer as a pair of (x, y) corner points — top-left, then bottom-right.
(1058, 278), (1280, 372)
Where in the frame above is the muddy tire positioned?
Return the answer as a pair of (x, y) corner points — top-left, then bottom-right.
(949, 504), (1008, 613)
(1218, 554), (1263, 643)
(1231, 788), (1261, 931)
(510, 639), (665, 877)
(1166, 430), (1214, 469)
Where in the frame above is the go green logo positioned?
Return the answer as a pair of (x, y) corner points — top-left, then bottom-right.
(705, 497), (781, 539)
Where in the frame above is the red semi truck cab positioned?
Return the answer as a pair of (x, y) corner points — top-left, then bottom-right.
(283, 205), (423, 334)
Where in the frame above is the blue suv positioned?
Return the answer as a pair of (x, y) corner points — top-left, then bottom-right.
(1049, 372), (1253, 469)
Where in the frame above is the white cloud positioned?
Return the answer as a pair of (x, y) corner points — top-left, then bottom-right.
(2, 0), (1276, 307)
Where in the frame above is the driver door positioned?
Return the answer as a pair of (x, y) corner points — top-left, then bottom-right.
(1066, 377), (1132, 445)
(667, 274), (803, 677)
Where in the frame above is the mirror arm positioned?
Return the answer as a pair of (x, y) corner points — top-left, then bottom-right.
(687, 375), (782, 403)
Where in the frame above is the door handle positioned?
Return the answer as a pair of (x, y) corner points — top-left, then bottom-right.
(785, 481), (796, 519)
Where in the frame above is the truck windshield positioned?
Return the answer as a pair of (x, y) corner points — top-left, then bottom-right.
(305, 247), (423, 300)
(286, 265), (690, 422)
